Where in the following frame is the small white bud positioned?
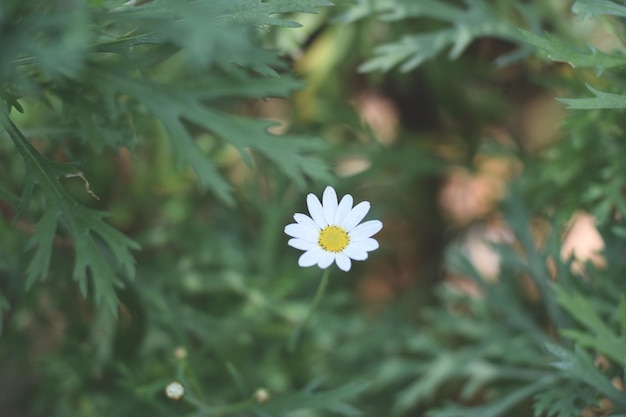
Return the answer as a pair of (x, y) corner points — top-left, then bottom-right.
(173, 347), (188, 360)
(254, 388), (270, 403)
(165, 381), (185, 400)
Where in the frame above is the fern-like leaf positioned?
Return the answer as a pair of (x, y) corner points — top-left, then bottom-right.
(572, 0), (626, 20)
(554, 286), (626, 366)
(558, 84), (626, 109)
(1, 113), (139, 313)
(520, 30), (626, 73)
(256, 380), (369, 416)
(546, 344), (626, 406)
(354, 0), (525, 73)
(88, 66), (331, 205)
(533, 383), (597, 417)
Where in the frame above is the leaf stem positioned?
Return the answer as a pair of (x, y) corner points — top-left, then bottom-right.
(288, 268), (331, 353)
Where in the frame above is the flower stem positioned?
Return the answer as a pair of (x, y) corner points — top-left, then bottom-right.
(288, 268), (331, 353)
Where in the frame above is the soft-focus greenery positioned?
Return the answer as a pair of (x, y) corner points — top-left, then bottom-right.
(2, 0), (626, 416)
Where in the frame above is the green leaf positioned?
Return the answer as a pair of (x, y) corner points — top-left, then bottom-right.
(533, 382), (597, 417)
(359, 30), (463, 73)
(427, 375), (557, 417)
(520, 30), (626, 72)
(0, 1), (91, 85)
(336, 0), (466, 23)
(546, 343), (626, 406)
(92, 0), (333, 70)
(357, 0), (524, 73)
(226, 362), (250, 396)
(89, 67), (332, 205)
(555, 285), (626, 365)
(572, 0), (626, 20)
(1, 113), (139, 313)
(226, 0), (335, 28)
(558, 84), (626, 109)
(502, 188), (567, 328)
(391, 351), (516, 414)
(8, 0), (336, 205)
(393, 352), (464, 413)
(255, 380), (370, 416)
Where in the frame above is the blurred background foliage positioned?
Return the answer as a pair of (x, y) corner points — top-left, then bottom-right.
(2, 0), (626, 416)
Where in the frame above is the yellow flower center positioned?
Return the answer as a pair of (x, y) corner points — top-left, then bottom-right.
(318, 225), (350, 253)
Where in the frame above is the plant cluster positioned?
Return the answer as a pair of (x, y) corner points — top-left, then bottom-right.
(2, 1), (626, 416)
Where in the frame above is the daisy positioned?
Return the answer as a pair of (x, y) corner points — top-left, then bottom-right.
(285, 186), (382, 272)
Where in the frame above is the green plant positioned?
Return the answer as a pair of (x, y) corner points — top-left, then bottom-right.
(1, 1), (375, 416)
(1, 0), (333, 312)
(4, 1), (626, 416)
(332, 0), (626, 416)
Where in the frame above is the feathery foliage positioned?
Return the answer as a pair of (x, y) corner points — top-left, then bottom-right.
(1, 0), (333, 312)
(4, 0), (626, 416)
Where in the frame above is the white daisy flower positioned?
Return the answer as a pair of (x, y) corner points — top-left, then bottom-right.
(285, 186), (382, 272)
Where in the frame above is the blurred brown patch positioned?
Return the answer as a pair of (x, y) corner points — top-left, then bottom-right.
(517, 93), (567, 152)
(357, 270), (395, 312)
(460, 218), (513, 282)
(354, 91), (400, 145)
(561, 211), (606, 275)
(356, 217), (424, 311)
(335, 155), (371, 177)
(439, 168), (496, 225)
(439, 150), (521, 226)
(448, 208), (608, 307)
(444, 274), (482, 298)
(250, 98), (291, 135)
(595, 354), (611, 372)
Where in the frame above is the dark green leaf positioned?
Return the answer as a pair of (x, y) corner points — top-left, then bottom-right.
(558, 84), (626, 109)
(520, 30), (626, 72)
(255, 380), (370, 416)
(546, 344), (626, 406)
(357, 0), (524, 73)
(427, 376), (557, 417)
(1, 113), (139, 313)
(89, 67), (331, 205)
(572, 0), (626, 20)
(533, 382), (597, 417)
(555, 285), (626, 366)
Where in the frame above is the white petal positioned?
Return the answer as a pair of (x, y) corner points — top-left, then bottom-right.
(343, 244), (368, 261)
(335, 253), (352, 271)
(307, 193), (327, 227)
(341, 201), (370, 231)
(334, 194), (353, 225)
(299, 248), (323, 267)
(322, 186), (338, 225)
(294, 213), (320, 231)
(317, 251), (335, 269)
(350, 237), (379, 252)
(288, 238), (316, 251)
(285, 223), (318, 241)
(349, 220), (383, 240)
